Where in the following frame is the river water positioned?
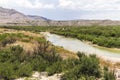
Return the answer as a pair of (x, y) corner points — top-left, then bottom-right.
(42, 32), (120, 62)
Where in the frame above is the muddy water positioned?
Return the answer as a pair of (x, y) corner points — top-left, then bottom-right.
(42, 32), (120, 62)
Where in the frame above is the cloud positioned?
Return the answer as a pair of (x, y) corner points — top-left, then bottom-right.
(16, 0), (55, 9)
(0, 0), (55, 9)
(1, 0), (120, 10)
(79, 11), (120, 20)
(58, 0), (120, 10)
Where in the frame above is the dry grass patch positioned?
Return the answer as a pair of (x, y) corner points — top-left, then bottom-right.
(55, 47), (78, 59)
(7, 41), (39, 55)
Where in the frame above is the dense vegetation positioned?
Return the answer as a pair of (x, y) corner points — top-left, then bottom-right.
(0, 29), (115, 80)
(0, 45), (115, 80)
(50, 26), (120, 48)
(0, 45), (61, 80)
(0, 32), (59, 79)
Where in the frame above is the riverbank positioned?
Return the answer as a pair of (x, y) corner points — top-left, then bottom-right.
(83, 40), (120, 54)
(42, 32), (120, 63)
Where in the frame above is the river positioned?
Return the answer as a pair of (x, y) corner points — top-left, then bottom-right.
(42, 32), (120, 62)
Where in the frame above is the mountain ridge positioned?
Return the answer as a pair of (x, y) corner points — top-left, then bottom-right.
(0, 7), (120, 26)
(27, 15), (50, 21)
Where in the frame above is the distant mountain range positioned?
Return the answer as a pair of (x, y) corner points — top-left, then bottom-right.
(0, 7), (120, 26)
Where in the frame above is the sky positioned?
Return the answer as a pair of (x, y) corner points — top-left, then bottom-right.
(0, 0), (120, 20)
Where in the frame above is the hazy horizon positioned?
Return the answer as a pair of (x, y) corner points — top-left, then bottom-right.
(0, 0), (120, 20)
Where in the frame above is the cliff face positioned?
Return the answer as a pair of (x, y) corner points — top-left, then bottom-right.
(0, 7), (120, 26)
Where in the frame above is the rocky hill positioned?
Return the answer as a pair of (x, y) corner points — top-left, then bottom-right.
(28, 15), (50, 21)
(0, 7), (30, 23)
(0, 7), (49, 26)
(0, 7), (120, 26)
